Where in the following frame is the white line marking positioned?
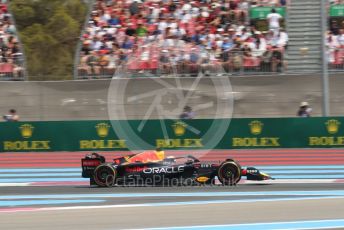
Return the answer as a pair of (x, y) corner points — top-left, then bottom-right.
(240, 179), (337, 184)
(0, 179), (341, 187)
(128, 219), (344, 230)
(1, 196), (343, 213)
(0, 183), (30, 187)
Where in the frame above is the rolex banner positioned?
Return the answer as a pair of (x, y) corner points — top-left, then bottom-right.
(1, 117), (344, 152)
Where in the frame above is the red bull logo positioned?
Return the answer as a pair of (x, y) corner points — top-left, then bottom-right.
(125, 166), (148, 173)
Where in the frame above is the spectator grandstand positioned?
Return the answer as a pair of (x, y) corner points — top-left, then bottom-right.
(76, 0), (288, 79)
(328, 0), (344, 70)
(0, 0), (25, 80)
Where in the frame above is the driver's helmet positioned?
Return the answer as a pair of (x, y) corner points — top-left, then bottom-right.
(155, 148), (165, 160)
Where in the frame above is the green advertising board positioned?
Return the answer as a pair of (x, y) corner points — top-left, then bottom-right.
(250, 7), (286, 19)
(330, 5), (344, 17)
(1, 117), (344, 152)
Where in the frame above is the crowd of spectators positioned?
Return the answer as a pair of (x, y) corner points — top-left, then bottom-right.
(78, 0), (288, 78)
(328, 0), (344, 69)
(329, 0), (344, 5)
(0, 0), (24, 80)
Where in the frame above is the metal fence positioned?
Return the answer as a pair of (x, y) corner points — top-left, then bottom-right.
(328, 48), (344, 71)
(2, 0), (27, 81)
(0, 56), (26, 81)
(0, 74), (333, 121)
(76, 47), (286, 79)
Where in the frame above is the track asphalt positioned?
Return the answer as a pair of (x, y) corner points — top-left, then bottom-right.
(0, 184), (344, 229)
(1, 149), (344, 229)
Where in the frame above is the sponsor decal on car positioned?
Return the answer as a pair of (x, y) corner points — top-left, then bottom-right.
(82, 159), (101, 167)
(143, 166), (184, 174)
(246, 169), (258, 174)
(125, 166), (148, 173)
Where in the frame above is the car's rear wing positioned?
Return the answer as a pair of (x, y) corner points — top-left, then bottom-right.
(81, 153), (105, 178)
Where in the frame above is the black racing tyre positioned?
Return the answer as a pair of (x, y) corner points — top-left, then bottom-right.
(93, 164), (116, 187)
(218, 160), (241, 186)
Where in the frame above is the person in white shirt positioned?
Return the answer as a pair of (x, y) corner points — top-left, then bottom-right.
(181, 11), (192, 23)
(3, 109), (19, 122)
(252, 31), (267, 57)
(235, 21), (246, 34)
(158, 18), (168, 33)
(181, 1), (192, 12)
(267, 9), (282, 32)
(337, 29), (344, 46)
(91, 37), (103, 51)
(167, 18), (178, 30)
(140, 46), (150, 61)
(297, 102), (312, 117)
(327, 32), (339, 63)
(191, 7), (200, 18)
(277, 29), (288, 48)
(238, 0), (249, 23)
(151, 6), (160, 19)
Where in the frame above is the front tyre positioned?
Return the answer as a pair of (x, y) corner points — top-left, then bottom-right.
(93, 164), (116, 187)
(218, 161), (241, 186)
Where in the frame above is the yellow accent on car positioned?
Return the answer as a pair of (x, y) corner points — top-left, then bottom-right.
(196, 176), (209, 183)
(155, 150), (165, 160)
(260, 172), (270, 177)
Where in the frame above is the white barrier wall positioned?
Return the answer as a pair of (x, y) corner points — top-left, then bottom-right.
(0, 74), (342, 121)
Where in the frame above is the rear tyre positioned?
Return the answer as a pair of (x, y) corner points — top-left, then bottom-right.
(218, 161), (241, 186)
(93, 164), (116, 187)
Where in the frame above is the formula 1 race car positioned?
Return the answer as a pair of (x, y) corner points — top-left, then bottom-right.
(81, 150), (272, 187)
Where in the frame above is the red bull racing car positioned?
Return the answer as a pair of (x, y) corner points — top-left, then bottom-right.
(81, 150), (272, 187)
